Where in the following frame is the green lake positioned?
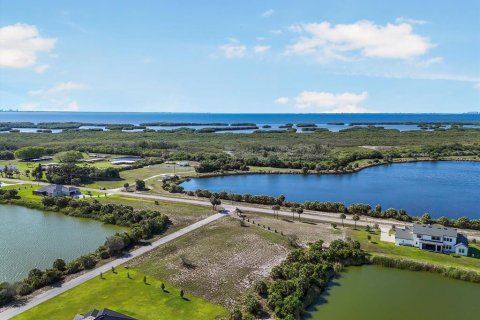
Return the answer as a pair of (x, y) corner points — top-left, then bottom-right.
(0, 204), (124, 282)
(304, 265), (480, 319)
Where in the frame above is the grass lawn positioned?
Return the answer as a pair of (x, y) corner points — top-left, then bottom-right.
(13, 268), (228, 320)
(130, 217), (290, 307)
(348, 228), (480, 271)
(1, 183), (44, 203)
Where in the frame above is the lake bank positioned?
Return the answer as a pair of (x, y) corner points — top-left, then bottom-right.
(0, 204), (124, 282)
(182, 161), (480, 218)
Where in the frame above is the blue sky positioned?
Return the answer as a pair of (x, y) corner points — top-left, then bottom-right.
(0, 0), (479, 113)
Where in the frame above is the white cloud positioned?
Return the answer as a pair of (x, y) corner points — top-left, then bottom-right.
(254, 45), (271, 53)
(395, 17), (428, 25)
(294, 91), (368, 113)
(18, 102), (40, 111)
(274, 97), (290, 104)
(416, 56), (443, 67)
(261, 9), (275, 18)
(28, 81), (85, 96)
(270, 29), (283, 35)
(287, 20), (433, 61)
(18, 100), (79, 111)
(219, 38), (246, 59)
(34, 64), (49, 73)
(0, 23), (56, 68)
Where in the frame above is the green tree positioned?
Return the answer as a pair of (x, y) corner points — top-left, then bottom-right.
(57, 151), (84, 163)
(210, 196), (221, 210)
(123, 182), (129, 191)
(420, 213), (432, 224)
(352, 214), (360, 230)
(52, 258), (66, 271)
(135, 179), (146, 191)
(296, 207), (304, 222)
(339, 213), (346, 227)
(161, 283), (165, 291)
(105, 235), (125, 256)
(14, 146), (46, 160)
(180, 289), (184, 298)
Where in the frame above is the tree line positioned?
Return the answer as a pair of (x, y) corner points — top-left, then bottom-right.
(233, 239), (367, 319)
(170, 188), (480, 231)
(44, 163), (120, 185)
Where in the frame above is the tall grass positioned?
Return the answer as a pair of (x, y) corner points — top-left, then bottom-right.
(370, 255), (480, 283)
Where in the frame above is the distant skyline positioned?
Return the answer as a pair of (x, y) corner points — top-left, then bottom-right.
(0, 0), (479, 113)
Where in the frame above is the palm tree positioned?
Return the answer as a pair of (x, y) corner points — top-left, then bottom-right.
(352, 214), (360, 230)
(272, 205), (280, 219)
(291, 207), (296, 221)
(235, 207), (242, 216)
(340, 213), (346, 227)
(297, 208), (304, 222)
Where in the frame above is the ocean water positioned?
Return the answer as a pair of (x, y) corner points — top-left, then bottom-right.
(0, 112), (479, 124)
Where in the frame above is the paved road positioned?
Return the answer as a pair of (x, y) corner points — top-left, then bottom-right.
(0, 213), (225, 320)
(3, 178), (479, 239)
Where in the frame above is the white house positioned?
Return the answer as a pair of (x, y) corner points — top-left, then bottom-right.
(177, 161), (190, 167)
(394, 223), (469, 256)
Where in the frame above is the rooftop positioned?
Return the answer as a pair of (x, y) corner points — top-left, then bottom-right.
(37, 184), (80, 193)
(412, 223), (457, 238)
(74, 308), (135, 320)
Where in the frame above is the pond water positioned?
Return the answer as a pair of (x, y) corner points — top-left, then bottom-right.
(0, 205), (123, 282)
(303, 265), (480, 319)
(181, 161), (480, 218)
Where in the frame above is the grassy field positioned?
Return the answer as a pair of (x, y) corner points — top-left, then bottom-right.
(86, 163), (197, 189)
(13, 268), (228, 320)
(241, 211), (344, 245)
(130, 217), (291, 307)
(348, 228), (480, 271)
(0, 183), (43, 202)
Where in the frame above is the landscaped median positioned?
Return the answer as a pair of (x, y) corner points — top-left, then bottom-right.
(12, 268), (228, 320)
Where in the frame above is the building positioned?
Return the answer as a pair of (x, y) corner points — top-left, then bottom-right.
(394, 223), (469, 256)
(73, 308), (135, 320)
(177, 161), (190, 166)
(33, 184), (81, 197)
(41, 162), (59, 170)
(2, 164), (16, 173)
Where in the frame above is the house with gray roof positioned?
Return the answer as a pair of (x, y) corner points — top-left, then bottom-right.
(394, 223), (469, 256)
(33, 184), (81, 197)
(73, 308), (135, 320)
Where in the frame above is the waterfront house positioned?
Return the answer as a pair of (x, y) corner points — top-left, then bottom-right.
(73, 308), (135, 320)
(33, 184), (81, 197)
(394, 223), (469, 256)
